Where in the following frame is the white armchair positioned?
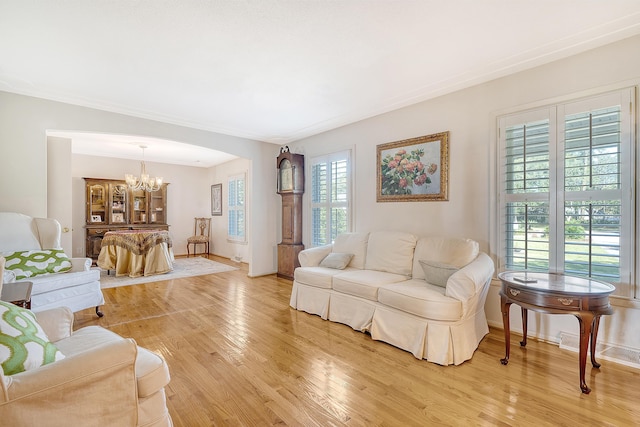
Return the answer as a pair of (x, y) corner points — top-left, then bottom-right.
(0, 306), (173, 426)
(0, 212), (104, 316)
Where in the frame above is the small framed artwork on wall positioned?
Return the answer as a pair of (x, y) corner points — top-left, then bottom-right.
(211, 183), (222, 216)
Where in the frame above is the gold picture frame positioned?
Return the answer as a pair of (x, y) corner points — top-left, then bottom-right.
(376, 131), (449, 202)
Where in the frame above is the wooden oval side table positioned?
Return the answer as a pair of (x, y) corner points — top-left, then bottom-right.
(497, 271), (615, 394)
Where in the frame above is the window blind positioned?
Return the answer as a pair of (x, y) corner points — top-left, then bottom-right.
(228, 174), (246, 242)
(310, 151), (351, 247)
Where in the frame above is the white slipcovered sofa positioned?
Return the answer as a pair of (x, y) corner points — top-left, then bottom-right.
(0, 212), (104, 316)
(0, 306), (173, 426)
(289, 231), (495, 365)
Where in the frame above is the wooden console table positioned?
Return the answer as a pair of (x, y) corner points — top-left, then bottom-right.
(497, 271), (615, 394)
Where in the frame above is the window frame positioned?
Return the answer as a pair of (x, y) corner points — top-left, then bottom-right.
(495, 88), (635, 299)
(308, 150), (352, 247)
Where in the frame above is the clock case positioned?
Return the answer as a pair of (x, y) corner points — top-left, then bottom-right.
(276, 151), (304, 279)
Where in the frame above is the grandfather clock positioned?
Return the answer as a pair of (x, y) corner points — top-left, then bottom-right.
(277, 147), (304, 279)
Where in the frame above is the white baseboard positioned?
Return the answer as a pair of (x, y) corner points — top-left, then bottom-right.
(488, 320), (640, 369)
(559, 332), (640, 369)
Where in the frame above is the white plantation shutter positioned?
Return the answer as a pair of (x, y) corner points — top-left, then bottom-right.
(330, 159), (349, 238)
(498, 88), (634, 298)
(312, 161), (327, 245)
(502, 115), (552, 272)
(559, 95), (630, 286)
(310, 151), (351, 246)
(228, 173), (246, 242)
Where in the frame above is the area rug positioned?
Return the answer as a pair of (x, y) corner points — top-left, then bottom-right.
(98, 257), (238, 289)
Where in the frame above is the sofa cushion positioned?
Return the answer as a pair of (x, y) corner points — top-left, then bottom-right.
(333, 232), (369, 269)
(31, 282), (103, 312)
(0, 300), (65, 375)
(4, 249), (72, 280)
(294, 266), (347, 289)
(28, 268), (100, 295)
(320, 253), (353, 269)
(365, 231), (416, 276)
(412, 237), (479, 279)
(419, 260), (459, 287)
(55, 326), (171, 399)
(333, 270), (410, 301)
(377, 279), (463, 321)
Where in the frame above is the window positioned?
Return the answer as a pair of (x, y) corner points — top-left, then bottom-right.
(310, 150), (351, 246)
(228, 173), (246, 242)
(498, 89), (635, 298)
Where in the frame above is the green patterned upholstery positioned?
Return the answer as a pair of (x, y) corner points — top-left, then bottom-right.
(0, 300), (65, 375)
(3, 249), (72, 280)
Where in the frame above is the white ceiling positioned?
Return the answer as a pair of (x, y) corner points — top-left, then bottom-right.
(47, 131), (239, 168)
(3, 1), (640, 166)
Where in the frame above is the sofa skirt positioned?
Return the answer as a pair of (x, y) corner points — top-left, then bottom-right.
(370, 304), (489, 365)
(31, 280), (105, 313)
(290, 280), (490, 366)
(290, 281), (331, 319)
(329, 292), (376, 332)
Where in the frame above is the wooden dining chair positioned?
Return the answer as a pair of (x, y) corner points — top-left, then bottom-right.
(187, 217), (211, 257)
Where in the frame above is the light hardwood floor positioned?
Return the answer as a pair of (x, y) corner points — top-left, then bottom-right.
(75, 256), (640, 426)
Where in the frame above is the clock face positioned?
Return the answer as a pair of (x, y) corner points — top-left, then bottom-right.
(279, 159), (293, 192)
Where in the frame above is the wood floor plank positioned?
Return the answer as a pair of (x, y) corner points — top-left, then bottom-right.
(73, 256), (640, 426)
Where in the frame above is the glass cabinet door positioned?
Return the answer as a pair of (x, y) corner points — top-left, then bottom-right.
(148, 185), (167, 224)
(130, 189), (148, 224)
(109, 183), (128, 224)
(87, 183), (107, 224)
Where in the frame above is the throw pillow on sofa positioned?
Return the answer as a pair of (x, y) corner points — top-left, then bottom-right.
(419, 260), (459, 287)
(320, 253), (354, 269)
(0, 300), (65, 375)
(3, 249), (72, 280)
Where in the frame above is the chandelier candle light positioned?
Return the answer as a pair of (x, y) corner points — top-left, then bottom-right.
(125, 145), (163, 192)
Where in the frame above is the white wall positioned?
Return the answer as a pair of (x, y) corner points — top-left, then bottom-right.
(0, 91), (280, 277)
(47, 136), (73, 253)
(208, 157), (253, 264)
(290, 34), (640, 353)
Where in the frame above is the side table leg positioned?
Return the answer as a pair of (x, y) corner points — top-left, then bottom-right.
(520, 307), (528, 347)
(576, 312), (594, 394)
(590, 315), (602, 368)
(500, 295), (511, 365)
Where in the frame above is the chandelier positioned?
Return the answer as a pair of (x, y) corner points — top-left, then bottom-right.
(125, 145), (163, 192)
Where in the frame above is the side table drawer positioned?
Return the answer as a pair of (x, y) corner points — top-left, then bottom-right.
(505, 287), (582, 310)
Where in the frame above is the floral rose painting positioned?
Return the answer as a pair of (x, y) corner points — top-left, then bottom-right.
(376, 132), (449, 202)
